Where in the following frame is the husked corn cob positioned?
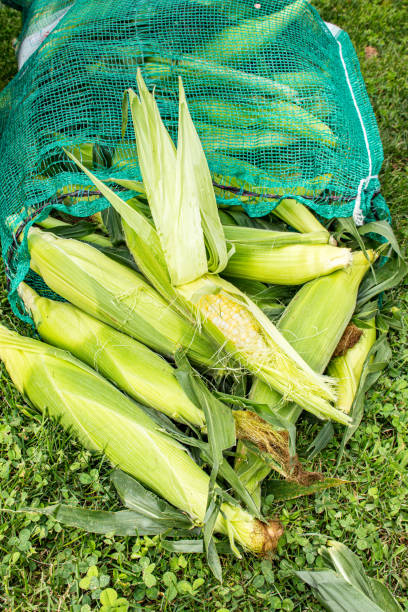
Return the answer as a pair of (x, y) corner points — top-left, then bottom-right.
(177, 275), (349, 424)
(199, 292), (268, 353)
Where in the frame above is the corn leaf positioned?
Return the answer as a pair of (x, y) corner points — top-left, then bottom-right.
(296, 569), (385, 612)
(358, 220), (402, 258)
(357, 255), (408, 307)
(18, 505), (187, 537)
(335, 217), (370, 258)
(307, 422), (335, 459)
(95, 243), (140, 272)
(203, 493), (223, 582)
(368, 579), (403, 612)
(111, 470), (193, 530)
(41, 220), (97, 239)
(264, 477), (347, 502)
(217, 460), (261, 519)
(92, 143), (113, 169)
(108, 177), (146, 196)
(160, 539), (233, 554)
(322, 541), (377, 598)
(101, 206), (124, 246)
(297, 541), (403, 612)
(175, 353), (236, 469)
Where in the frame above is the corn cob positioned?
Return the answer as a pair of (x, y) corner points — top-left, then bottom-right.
(0, 324), (282, 553)
(270, 71), (328, 91)
(209, 154), (332, 204)
(19, 282), (294, 461)
(224, 243), (352, 285)
(27, 227), (219, 368)
(276, 251), (376, 377)
(244, 250), (376, 491)
(327, 319), (376, 414)
(196, 123), (299, 151)
(143, 54), (298, 101)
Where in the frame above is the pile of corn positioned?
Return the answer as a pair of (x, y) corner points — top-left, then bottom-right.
(0, 72), (400, 570)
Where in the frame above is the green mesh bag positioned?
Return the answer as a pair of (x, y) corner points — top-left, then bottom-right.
(0, 0), (389, 320)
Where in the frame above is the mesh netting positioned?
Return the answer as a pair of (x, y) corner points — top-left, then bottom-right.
(1, 0), (388, 320)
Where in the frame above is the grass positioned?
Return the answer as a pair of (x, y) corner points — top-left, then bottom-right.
(0, 1), (407, 610)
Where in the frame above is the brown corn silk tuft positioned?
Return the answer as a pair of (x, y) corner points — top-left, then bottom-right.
(234, 411), (322, 485)
(332, 323), (364, 357)
(261, 520), (285, 554)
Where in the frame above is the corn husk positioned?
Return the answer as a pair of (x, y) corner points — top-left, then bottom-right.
(224, 243), (352, 285)
(27, 227), (219, 367)
(271, 198), (331, 236)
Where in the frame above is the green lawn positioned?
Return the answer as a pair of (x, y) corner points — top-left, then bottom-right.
(0, 1), (407, 610)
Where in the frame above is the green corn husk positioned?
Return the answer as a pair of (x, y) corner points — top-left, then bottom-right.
(275, 250), (376, 378)
(27, 227), (219, 368)
(189, 99), (337, 147)
(327, 319), (376, 414)
(37, 216), (112, 248)
(196, 122), (299, 151)
(271, 198), (332, 236)
(223, 225), (331, 246)
(143, 53), (298, 101)
(18, 283), (206, 428)
(201, 0), (307, 63)
(241, 250), (376, 493)
(0, 324), (283, 553)
(224, 243), (352, 285)
(66, 73), (350, 426)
